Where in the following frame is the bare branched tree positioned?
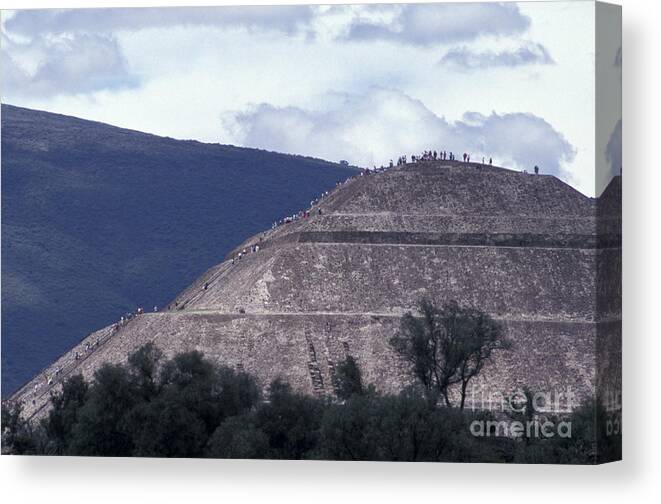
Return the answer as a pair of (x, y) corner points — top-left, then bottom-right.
(390, 299), (511, 409)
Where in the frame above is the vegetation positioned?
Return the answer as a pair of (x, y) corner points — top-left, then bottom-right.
(390, 299), (511, 409)
(333, 355), (364, 400)
(1, 343), (619, 462)
(1, 297), (619, 462)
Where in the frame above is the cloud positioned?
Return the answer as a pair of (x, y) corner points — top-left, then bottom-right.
(344, 3), (530, 45)
(606, 119), (622, 177)
(1, 48), (31, 93)
(440, 42), (554, 70)
(2, 4), (534, 100)
(226, 88), (575, 179)
(3, 6), (315, 37)
(1, 6), (313, 99)
(5, 4), (529, 46)
(2, 33), (138, 97)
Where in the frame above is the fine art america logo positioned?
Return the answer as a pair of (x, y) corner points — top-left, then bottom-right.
(468, 387), (578, 439)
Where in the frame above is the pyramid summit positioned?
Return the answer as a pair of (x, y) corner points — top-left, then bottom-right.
(11, 161), (621, 419)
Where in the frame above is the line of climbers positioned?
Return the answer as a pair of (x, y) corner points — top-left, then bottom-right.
(230, 241), (262, 265)
(270, 167), (381, 233)
(26, 305), (157, 406)
(207, 171), (370, 297)
(116, 305), (157, 328)
(225, 149), (544, 272)
(270, 187), (336, 231)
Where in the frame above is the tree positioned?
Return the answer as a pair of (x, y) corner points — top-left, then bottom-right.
(125, 350), (261, 457)
(127, 397), (208, 457)
(69, 364), (137, 456)
(256, 379), (323, 459)
(1, 402), (39, 455)
(334, 356), (364, 400)
(390, 299), (511, 409)
(215, 366), (261, 419)
(319, 392), (379, 461)
(206, 414), (269, 459)
(43, 374), (88, 454)
(157, 350), (225, 434)
(127, 341), (163, 399)
(156, 351), (260, 435)
(319, 388), (490, 462)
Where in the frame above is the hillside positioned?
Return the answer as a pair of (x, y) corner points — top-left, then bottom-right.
(1, 104), (358, 396)
(10, 160), (622, 419)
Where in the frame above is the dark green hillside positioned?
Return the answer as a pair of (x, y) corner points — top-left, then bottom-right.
(1, 104), (358, 396)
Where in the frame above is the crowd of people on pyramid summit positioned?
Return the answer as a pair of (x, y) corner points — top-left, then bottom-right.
(253, 150), (543, 246)
(393, 149), (545, 177)
(395, 150), (495, 166)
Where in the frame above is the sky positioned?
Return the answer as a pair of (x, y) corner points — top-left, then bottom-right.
(1, 1), (621, 196)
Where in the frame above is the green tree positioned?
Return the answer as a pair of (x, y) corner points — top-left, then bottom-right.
(216, 366), (261, 419)
(256, 379), (323, 459)
(69, 364), (137, 456)
(1, 402), (39, 455)
(319, 392), (379, 460)
(319, 388), (495, 462)
(43, 374), (88, 454)
(126, 397), (208, 457)
(125, 350), (261, 457)
(390, 299), (510, 409)
(206, 414), (269, 459)
(334, 356), (364, 400)
(157, 350), (226, 434)
(127, 341), (163, 399)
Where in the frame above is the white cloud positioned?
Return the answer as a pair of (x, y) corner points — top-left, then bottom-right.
(2, 33), (137, 96)
(227, 87), (575, 179)
(344, 3), (530, 45)
(3, 6), (315, 36)
(1, 5), (314, 96)
(440, 42), (554, 70)
(4, 4), (530, 47)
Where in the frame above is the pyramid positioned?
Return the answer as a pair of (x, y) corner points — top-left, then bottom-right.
(11, 161), (622, 418)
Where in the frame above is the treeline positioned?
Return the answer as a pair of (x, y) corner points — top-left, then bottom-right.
(1, 300), (620, 462)
(2, 343), (614, 463)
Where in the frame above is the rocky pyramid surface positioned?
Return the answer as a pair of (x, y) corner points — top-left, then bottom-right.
(11, 161), (622, 418)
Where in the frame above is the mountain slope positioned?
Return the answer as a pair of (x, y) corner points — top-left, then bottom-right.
(1, 104), (358, 396)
